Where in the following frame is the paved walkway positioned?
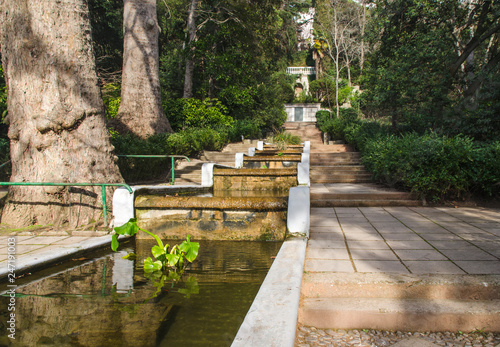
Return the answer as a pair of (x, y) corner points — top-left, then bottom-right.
(299, 203), (500, 347)
(306, 205), (500, 275)
(0, 233), (114, 279)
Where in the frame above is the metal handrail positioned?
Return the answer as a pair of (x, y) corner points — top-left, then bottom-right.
(0, 182), (133, 226)
(116, 155), (190, 185)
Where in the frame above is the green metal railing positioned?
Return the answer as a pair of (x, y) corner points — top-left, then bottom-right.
(116, 155), (190, 185)
(0, 182), (133, 226)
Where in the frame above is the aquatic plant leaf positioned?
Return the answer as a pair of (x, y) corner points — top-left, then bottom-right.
(151, 245), (166, 259)
(144, 257), (162, 273)
(111, 219), (139, 251)
(114, 218), (139, 236)
(165, 253), (181, 268)
(111, 234), (120, 252)
(179, 236), (199, 263)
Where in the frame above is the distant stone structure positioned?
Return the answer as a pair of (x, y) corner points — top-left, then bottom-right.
(284, 103), (323, 122)
(286, 66), (316, 97)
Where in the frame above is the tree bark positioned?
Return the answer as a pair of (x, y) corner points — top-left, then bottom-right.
(0, 0), (124, 228)
(113, 0), (172, 138)
(183, 0), (199, 99)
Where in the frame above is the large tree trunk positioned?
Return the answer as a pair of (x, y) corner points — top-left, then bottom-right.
(0, 0), (124, 228)
(113, 0), (172, 138)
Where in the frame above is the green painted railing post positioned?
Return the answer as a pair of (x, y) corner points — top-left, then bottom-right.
(102, 185), (107, 226)
(171, 156), (175, 185)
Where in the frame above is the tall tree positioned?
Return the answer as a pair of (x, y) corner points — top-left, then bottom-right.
(112, 0), (173, 138)
(183, 0), (199, 98)
(0, 0), (124, 228)
(362, 0), (500, 136)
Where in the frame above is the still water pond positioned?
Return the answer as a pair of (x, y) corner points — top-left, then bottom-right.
(0, 239), (281, 346)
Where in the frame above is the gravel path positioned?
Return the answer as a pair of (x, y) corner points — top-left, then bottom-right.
(296, 326), (500, 347)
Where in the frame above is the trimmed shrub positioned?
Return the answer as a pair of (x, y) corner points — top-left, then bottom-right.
(362, 132), (500, 201)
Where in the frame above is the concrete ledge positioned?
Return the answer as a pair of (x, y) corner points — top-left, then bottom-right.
(0, 235), (128, 280)
(232, 237), (307, 347)
(299, 297), (500, 332)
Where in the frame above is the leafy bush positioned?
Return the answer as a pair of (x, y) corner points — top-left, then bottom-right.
(269, 131), (302, 145)
(344, 120), (390, 151)
(102, 83), (121, 119)
(164, 98), (233, 131)
(316, 108), (360, 141)
(227, 119), (262, 142)
(166, 128), (226, 157)
(362, 132), (500, 201)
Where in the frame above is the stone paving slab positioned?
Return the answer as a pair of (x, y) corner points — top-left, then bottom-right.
(306, 206), (500, 275)
(0, 234), (118, 279)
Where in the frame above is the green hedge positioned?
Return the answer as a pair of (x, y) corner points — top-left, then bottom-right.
(316, 108), (499, 202)
(316, 108), (359, 141)
(362, 132), (500, 201)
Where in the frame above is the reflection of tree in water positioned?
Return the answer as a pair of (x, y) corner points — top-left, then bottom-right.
(5, 255), (170, 347)
(0, 240), (281, 346)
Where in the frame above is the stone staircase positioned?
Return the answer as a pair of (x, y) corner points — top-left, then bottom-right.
(299, 273), (500, 332)
(173, 141), (258, 185)
(283, 121), (421, 207)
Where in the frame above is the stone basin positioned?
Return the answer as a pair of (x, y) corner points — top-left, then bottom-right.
(135, 194), (288, 241)
(213, 167), (297, 190)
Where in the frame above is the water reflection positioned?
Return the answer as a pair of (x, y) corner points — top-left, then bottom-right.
(0, 240), (281, 347)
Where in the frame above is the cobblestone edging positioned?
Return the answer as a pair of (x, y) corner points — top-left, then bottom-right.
(296, 326), (500, 347)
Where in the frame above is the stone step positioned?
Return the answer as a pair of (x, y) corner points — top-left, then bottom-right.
(299, 273), (500, 332)
(311, 177), (373, 184)
(311, 152), (361, 159)
(310, 165), (368, 173)
(311, 174), (373, 182)
(301, 273), (500, 301)
(311, 162), (363, 167)
(310, 191), (414, 201)
(299, 297), (500, 332)
(310, 199), (421, 207)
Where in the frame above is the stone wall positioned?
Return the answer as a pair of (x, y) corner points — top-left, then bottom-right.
(284, 103), (323, 122)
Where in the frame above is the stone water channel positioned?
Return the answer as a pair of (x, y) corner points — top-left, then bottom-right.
(0, 141), (311, 346)
(0, 239), (282, 346)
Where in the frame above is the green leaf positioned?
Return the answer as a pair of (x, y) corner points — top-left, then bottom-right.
(179, 236), (200, 263)
(144, 257), (162, 273)
(114, 218), (139, 236)
(151, 245), (166, 259)
(165, 253), (181, 268)
(111, 234), (120, 252)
